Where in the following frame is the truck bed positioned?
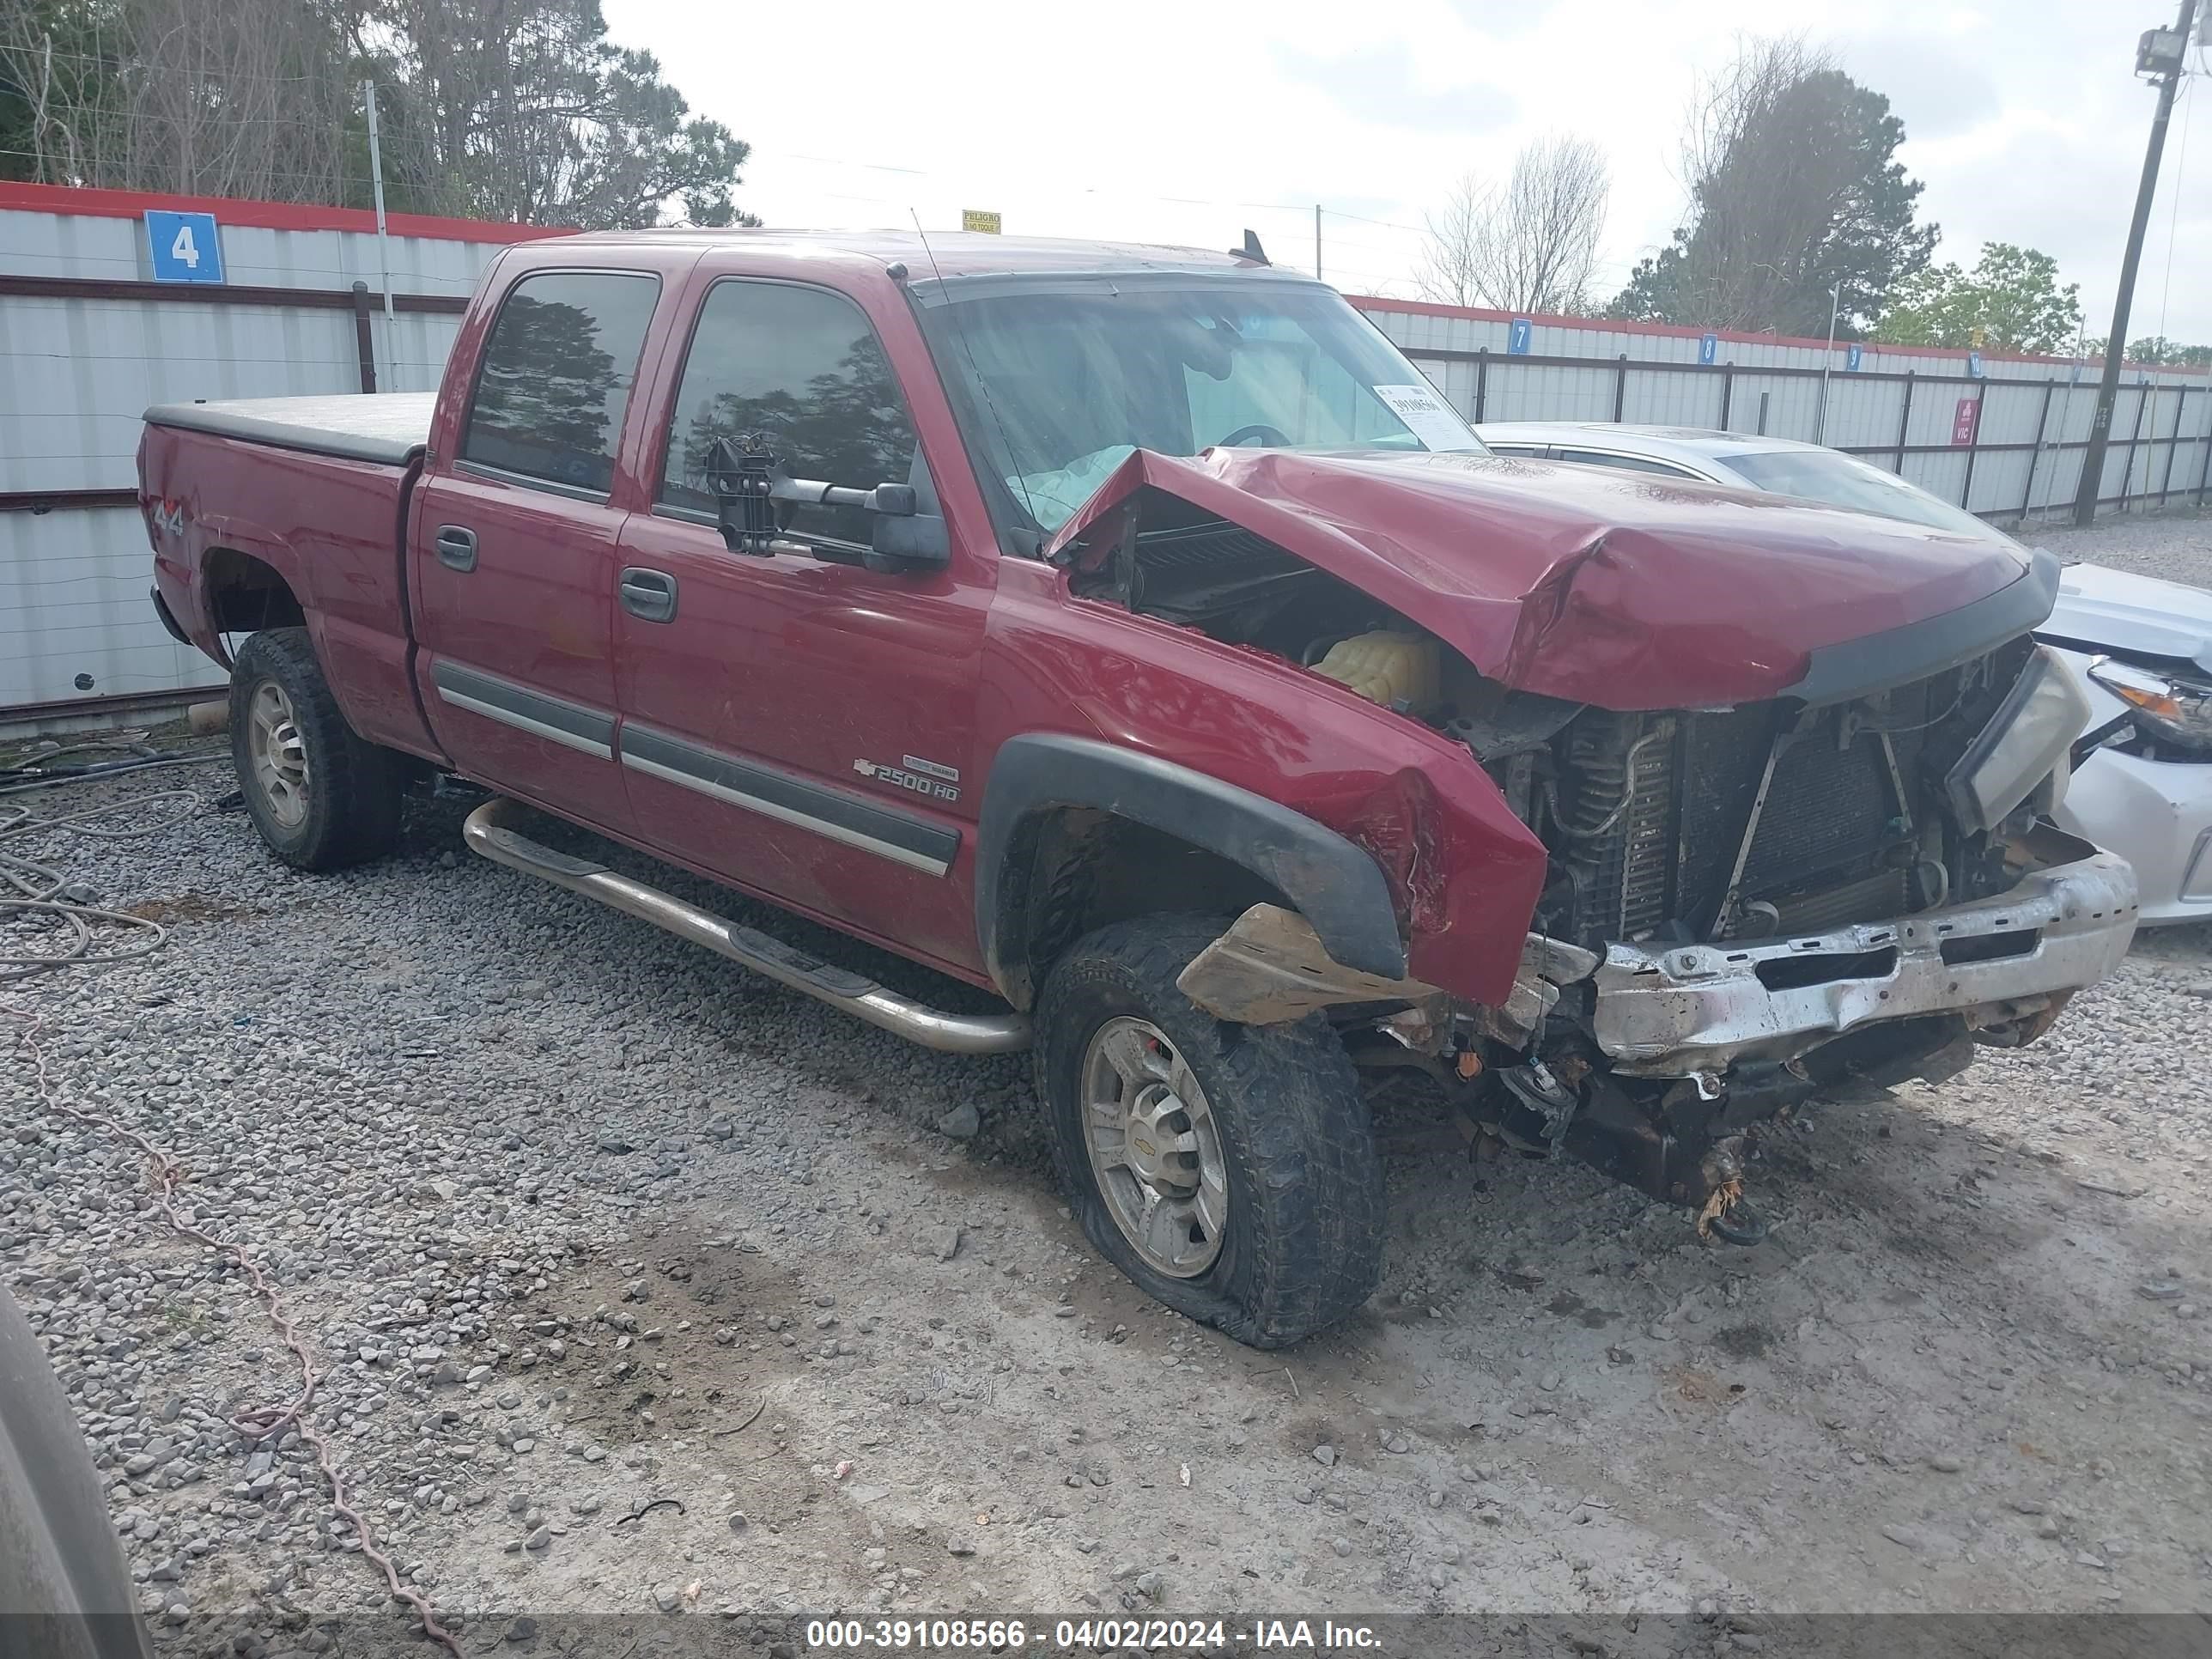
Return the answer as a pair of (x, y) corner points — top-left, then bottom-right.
(143, 393), (436, 467)
(141, 392), (441, 762)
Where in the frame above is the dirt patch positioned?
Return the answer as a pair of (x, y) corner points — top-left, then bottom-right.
(122, 890), (259, 924)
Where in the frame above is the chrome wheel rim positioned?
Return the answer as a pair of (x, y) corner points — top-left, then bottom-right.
(246, 680), (310, 829)
(1079, 1017), (1230, 1278)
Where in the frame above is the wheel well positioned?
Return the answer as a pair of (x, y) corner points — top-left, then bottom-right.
(201, 548), (304, 651)
(1003, 806), (1290, 1010)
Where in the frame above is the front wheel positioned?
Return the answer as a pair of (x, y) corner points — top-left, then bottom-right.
(1034, 916), (1385, 1348)
(229, 627), (404, 871)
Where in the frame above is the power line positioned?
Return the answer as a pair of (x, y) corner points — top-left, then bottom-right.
(2154, 73), (2196, 345)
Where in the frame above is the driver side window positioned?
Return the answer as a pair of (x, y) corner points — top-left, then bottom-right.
(659, 281), (924, 547)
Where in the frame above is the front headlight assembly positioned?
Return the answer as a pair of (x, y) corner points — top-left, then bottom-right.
(1946, 645), (2093, 833)
(2087, 656), (2212, 757)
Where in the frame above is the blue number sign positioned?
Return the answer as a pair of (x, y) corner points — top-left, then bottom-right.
(1846, 343), (1863, 373)
(1698, 333), (1718, 366)
(1507, 318), (1533, 356)
(1966, 350), (1984, 380)
(145, 210), (225, 284)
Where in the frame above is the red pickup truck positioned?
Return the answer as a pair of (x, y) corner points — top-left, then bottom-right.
(141, 229), (2136, 1346)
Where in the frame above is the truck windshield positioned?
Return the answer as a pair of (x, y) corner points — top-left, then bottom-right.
(918, 276), (1485, 532)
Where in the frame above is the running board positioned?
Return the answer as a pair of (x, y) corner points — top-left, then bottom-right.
(461, 797), (1030, 1055)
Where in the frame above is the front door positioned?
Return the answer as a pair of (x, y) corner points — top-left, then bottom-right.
(410, 268), (661, 836)
(611, 277), (992, 977)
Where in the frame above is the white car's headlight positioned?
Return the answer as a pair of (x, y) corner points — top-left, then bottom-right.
(2087, 656), (2212, 757)
(1946, 645), (2092, 832)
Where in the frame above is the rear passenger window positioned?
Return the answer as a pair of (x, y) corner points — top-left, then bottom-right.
(659, 281), (921, 548)
(462, 271), (659, 495)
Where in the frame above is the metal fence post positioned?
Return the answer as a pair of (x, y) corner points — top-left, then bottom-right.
(2197, 391), (2212, 509)
(2159, 383), (2186, 501)
(1959, 380), (1989, 512)
(1757, 391), (1770, 435)
(1613, 354), (1629, 422)
(1717, 365), (1733, 430)
(2019, 377), (2057, 520)
(1474, 348), (1489, 424)
(349, 281), (378, 393)
(1893, 372), (1916, 472)
(2117, 380), (2152, 509)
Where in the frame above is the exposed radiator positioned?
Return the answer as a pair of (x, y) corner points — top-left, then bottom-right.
(1554, 691), (1931, 945)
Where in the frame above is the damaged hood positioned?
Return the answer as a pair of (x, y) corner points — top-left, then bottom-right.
(2039, 562), (2212, 675)
(1045, 447), (2042, 708)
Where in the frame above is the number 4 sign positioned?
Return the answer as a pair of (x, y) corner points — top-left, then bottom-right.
(145, 210), (226, 284)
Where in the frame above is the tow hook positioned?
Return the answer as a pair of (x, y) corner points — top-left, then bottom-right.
(1694, 1136), (1768, 1246)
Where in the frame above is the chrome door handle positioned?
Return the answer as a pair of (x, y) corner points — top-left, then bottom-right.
(434, 526), (477, 572)
(619, 566), (678, 623)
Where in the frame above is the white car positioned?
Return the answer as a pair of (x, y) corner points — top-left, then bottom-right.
(1474, 422), (2212, 923)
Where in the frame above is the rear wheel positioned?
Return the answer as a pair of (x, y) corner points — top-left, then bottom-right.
(1035, 916), (1385, 1348)
(228, 627), (404, 870)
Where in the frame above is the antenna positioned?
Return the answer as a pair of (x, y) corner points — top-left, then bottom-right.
(908, 209), (1041, 541)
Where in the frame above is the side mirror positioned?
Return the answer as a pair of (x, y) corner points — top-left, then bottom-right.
(867, 509), (950, 573)
(704, 436), (945, 571)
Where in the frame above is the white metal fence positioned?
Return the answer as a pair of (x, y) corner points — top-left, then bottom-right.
(1353, 297), (2212, 525)
(6, 195), (2202, 726)
(0, 181), (558, 724)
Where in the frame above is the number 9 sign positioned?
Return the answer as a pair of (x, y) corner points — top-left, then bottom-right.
(144, 210), (226, 285)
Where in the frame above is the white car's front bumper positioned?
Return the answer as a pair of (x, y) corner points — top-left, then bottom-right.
(2057, 744), (2212, 923)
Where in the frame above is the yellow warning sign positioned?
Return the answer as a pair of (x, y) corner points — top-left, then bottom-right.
(961, 210), (1002, 234)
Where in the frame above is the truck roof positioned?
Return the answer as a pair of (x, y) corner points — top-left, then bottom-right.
(544, 228), (1302, 283)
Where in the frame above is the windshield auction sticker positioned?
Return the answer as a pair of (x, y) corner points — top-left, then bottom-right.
(1371, 384), (1482, 453)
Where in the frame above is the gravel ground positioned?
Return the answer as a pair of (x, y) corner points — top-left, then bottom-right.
(2031, 503), (2212, 589)
(5, 525), (2212, 1651)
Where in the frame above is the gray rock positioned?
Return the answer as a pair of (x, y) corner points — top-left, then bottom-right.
(2138, 1280), (2185, 1302)
(1929, 1453), (1964, 1474)
(653, 1585), (682, 1613)
(1312, 1444), (1337, 1468)
(523, 1526), (550, 1551)
(935, 1103), (981, 1140)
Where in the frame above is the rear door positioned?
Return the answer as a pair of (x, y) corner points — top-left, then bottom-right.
(611, 276), (993, 975)
(410, 268), (662, 835)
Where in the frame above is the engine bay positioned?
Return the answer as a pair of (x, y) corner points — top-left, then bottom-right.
(1064, 497), (2044, 956)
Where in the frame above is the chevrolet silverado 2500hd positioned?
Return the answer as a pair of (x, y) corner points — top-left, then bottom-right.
(140, 230), (2137, 1346)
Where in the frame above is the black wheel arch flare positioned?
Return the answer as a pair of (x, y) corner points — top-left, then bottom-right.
(975, 733), (1407, 1011)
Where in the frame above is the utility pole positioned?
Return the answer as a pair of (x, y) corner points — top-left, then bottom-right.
(1315, 204), (1323, 283)
(1815, 282), (1841, 446)
(2073, 0), (2199, 524)
(362, 81), (398, 393)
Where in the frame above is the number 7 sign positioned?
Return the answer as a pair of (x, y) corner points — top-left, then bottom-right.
(144, 210), (226, 285)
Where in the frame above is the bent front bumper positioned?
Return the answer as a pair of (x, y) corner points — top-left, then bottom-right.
(1591, 830), (2139, 1077)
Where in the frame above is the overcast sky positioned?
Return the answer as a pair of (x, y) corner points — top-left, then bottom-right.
(604, 0), (2209, 349)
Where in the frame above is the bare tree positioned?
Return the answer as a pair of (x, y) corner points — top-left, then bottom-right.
(0, 0), (354, 200)
(2, 0), (750, 225)
(1416, 135), (1609, 314)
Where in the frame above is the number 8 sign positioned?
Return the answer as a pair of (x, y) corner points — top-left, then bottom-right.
(144, 210), (226, 285)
